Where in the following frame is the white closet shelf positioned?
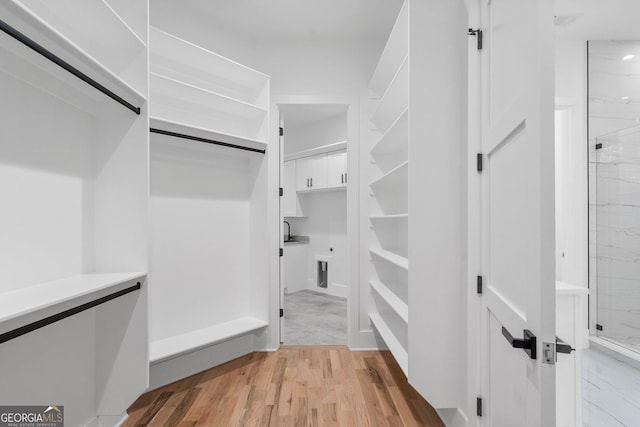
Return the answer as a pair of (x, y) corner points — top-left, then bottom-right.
(151, 72), (268, 120)
(371, 109), (408, 157)
(297, 186), (346, 194)
(370, 280), (408, 323)
(370, 56), (408, 132)
(150, 27), (269, 106)
(369, 213), (409, 220)
(370, 161), (408, 189)
(369, 247), (409, 270)
(369, 313), (408, 375)
(150, 117), (268, 152)
(369, 1), (408, 96)
(7, 0), (146, 78)
(0, 272), (146, 325)
(0, 4), (145, 114)
(150, 317), (268, 364)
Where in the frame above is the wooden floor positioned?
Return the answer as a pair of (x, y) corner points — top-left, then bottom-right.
(123, 346), (445, 426)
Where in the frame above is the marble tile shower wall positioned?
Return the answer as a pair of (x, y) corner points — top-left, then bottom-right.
(593, 126), (640, 350)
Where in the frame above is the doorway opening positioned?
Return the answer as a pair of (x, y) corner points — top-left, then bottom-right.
(278, 104), (349, 345)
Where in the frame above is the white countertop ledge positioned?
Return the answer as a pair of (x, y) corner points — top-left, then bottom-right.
(0, 272), (146, 324)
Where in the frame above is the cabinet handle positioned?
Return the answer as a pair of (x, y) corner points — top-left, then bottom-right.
(310, 177), (313, 187)
(341, 173), (344, 184)
(345, 172), (347, 184)
(306, 178), (309, 188)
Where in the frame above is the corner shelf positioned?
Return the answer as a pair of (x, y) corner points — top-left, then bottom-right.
(370, 313), (408, 375)
(150, 317), (268, 364)
(369, 247), (409, 271)
(370, 280), (408, 323)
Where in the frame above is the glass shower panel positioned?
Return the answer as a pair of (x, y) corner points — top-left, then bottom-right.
(596, 126), (640, 350)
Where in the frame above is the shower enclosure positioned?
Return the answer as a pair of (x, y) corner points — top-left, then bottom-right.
(589, 39), (640, 353)
(594, 126), (640, 350)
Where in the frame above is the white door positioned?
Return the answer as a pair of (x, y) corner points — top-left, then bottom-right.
(476, 0), (555, 425)
(326, 150), (347, 188)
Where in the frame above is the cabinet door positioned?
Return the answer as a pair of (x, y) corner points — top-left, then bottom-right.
(283, 161), (297, 216)
(326, 150), (347, 188)
(296, 157), (311, 191)
(309, 154), (327, 190)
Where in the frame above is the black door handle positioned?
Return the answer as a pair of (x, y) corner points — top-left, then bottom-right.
(501, 327), (537, 360)
(556, 337), (574, 355)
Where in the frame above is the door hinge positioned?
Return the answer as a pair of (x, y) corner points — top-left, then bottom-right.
(595, 143), (602, 150)
(477, 275), (483, 294)
(477, 397), (482, 417)
(468, 28), (483, 50)
(477, 153), (483, 172)
(279, 187), (283, 197)
(279, 127), (284, 136)
(279, 248), (283, 257)
(280, 308), (284, 317)
(596, 324), (603, 331)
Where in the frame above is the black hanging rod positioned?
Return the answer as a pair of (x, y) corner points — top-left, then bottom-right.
(0, 18), (141, 115)
(0, 282), (141, 345)
(150, 128), (266, 154)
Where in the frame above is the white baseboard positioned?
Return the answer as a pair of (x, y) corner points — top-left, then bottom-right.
(149, 334), (254, 390)
(306, 279), (347, 298)
(436, 408), (468, 427)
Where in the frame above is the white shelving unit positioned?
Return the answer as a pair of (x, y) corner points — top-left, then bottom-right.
(0, 1), (149, 426)
(150, 26), (269, 145)
(364, 0), (467, 409)
(149, 28), (271, 389)
(366, 0), (410, 380)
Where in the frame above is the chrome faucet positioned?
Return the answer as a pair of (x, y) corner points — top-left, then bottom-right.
(283, 221), (291, 242)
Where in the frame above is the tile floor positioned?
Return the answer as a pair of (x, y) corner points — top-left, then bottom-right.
(583, 348), (640, 426)
(283, 290), (347, 345)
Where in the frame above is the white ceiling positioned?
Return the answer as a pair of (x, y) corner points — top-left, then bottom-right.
(278, 104), (348, 128)
(555, 0), (640, 40)
(181, 0), (403, 41)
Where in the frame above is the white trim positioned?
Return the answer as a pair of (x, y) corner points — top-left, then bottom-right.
(284, 141), (347, 162)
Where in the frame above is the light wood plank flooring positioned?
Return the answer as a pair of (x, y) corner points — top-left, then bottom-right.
(124, 346), (445, 426)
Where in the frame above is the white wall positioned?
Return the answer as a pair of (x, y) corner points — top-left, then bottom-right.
(554, 40), (588, 293)
(284, 114), (347, 156)
(288, 192), (347, 296)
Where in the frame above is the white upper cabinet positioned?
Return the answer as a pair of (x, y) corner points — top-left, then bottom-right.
(326, 150), (347, 188)
(295, 151), (346, 193)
